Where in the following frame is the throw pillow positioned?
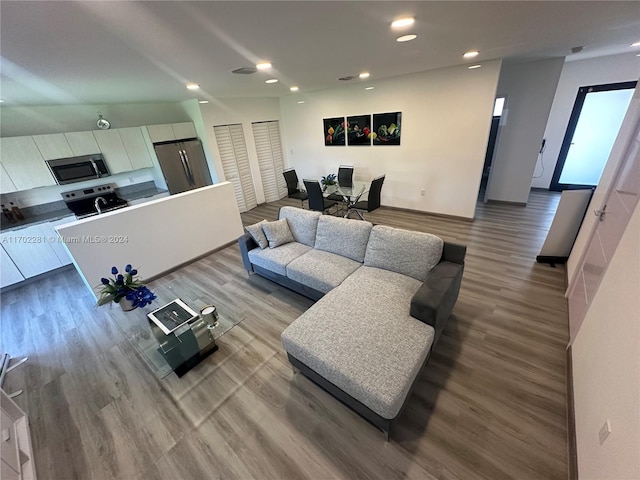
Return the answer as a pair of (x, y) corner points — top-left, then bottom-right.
(262, 218), (295, 248)
(245, 220), (269, 249)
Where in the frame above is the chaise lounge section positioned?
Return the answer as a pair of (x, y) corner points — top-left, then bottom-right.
(238, 206), (466, 438)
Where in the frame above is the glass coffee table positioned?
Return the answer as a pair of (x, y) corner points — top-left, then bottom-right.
(109, 297), (244, 379)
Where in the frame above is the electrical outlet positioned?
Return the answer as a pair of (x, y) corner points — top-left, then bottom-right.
(420, 189), (425, 196)
(599, 420), (611, 445)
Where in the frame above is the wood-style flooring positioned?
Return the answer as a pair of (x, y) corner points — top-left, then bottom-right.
(0, 190), (568, 480)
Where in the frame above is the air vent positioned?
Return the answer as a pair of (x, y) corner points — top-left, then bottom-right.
(232, 67), (257, 75)
(338, 75), (356, 81)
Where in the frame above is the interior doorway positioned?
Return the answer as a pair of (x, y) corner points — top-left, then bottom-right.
(479, 97), (505, 198)
(550, 81), (636, 191)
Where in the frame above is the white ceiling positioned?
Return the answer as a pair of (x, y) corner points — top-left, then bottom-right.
(1, 1), (639, 106)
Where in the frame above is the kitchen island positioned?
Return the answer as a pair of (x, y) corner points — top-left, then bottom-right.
(56, 182), (243, 299)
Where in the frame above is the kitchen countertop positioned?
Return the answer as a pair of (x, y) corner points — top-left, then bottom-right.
(0, 187), (168, 233)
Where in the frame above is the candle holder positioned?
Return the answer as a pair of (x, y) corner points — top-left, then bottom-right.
(200, 305), (219, 330)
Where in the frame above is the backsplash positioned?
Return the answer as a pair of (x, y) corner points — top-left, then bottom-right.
(0, 168), (156, 208)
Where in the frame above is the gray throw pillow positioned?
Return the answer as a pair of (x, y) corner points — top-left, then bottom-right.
(245, 220), (269, 249)
(262, 218), (295, 248)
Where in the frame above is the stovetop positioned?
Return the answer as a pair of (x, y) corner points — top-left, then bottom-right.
(61, 183), (129, 219)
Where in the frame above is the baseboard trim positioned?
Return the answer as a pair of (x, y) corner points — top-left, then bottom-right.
(566, 346), (578, 480)
(379, 205), (473, 222)
(485, 199), (528, 207)
(536, 255), (568, 266)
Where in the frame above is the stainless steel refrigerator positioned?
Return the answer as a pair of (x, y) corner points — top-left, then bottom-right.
(154, 139), (212, 194)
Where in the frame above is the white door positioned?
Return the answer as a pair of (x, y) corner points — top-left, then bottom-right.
(567, 100), (640, 344)
(252, 121), (287, 202)
(213, 124), (257, 213)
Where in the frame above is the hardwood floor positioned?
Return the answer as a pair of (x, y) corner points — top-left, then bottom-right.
(0, 190), (568, 480)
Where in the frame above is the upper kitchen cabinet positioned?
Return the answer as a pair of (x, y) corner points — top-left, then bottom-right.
(65, 131), (101, 156)
(118, 127), (153, 170)
(93, 129), (133, 174)
(32, 133), (74, 160)
(0, 136), (56, 190)
(147, 122), (197, 143)
(1, 163), (17, 193)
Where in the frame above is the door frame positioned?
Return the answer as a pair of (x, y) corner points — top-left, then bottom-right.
(550, 81), (637, 191)
(566, 91), (640, 344)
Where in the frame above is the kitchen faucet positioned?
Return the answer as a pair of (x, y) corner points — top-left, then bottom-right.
(94, 196), (107, 214)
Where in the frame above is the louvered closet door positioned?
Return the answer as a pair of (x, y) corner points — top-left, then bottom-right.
(213, 124), (257, 213)
(252, 121), (288, 202)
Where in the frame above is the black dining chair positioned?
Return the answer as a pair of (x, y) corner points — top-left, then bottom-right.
(283, 168), (308, 208)
(347, 175), (385, 221)
(303, 179), (339, 214)
(327, 164), (355, 204)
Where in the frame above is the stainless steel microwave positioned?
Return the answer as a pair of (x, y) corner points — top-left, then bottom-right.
(46, 154), (110, 185)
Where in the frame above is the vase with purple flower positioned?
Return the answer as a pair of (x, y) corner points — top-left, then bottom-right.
(96, 264), (157, 311)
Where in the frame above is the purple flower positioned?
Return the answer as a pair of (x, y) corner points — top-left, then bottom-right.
(130, 269), (137, 275)
(125, 264), (132, 273)
(111, 266), (118, 275)
(101, 278), (110, 285)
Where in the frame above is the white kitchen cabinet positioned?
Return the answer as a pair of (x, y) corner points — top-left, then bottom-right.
(171, 122), (197, 140)
(0, 137), (56, 190)
(1, 225), (63, 279)
(0, 245), (24, 288)
(1, 389), (37, 480)
(93, 130), (133, 174)
(1, 163), (17, 194)
(118, 127), (154, 170)
(147, 122), (196, 143)
(64, 131), (101, 156)
(44, 216), (76, 266)
(32, 133), (74, 160)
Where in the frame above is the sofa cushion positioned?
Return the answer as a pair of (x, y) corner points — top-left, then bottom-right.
(262, 218), (295, 248)
(245, 220), (269, 249)
(248, 242), (311, 276)
(281, 266), (433, 420)
(286, 249), (362, 294)
(279, 206), (322, 247)
(364, 225), (444, 281)
(314, 215), (373, 263)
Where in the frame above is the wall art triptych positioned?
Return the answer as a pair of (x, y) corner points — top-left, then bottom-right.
(323, 112), (401, 146)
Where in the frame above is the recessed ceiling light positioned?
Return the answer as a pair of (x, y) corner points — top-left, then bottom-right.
(396, 34), (417, 43)
(0, 100), (4, 103)
(359, 72), (370, 79)
(631, 41), (640, 47)
(186, 83), (200, 90)
(256, 62), (272, 70)
(391, 17), (415, 28)
(265, 79), (278, 84)
(198, 100), (209, 104)
(290, 86), (299, 92)
(637, 53), (640, 57)
(297, 101), (305, 104)
(365, 86), (375, 90)
(468, 64), (482, 69)
(463, 51), (479, 59)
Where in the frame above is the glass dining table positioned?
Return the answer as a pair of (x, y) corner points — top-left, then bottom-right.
(323, 181), (369, 218)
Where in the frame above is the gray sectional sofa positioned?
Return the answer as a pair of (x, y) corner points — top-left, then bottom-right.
(238, 206), (466, 438)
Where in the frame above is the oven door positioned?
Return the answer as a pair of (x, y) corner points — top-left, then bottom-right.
(47, 157), (101, 185)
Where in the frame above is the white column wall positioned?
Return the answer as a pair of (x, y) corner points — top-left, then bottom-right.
(485, 57), (564, 204)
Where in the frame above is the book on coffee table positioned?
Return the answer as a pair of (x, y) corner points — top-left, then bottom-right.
(147, 298), (199, 335)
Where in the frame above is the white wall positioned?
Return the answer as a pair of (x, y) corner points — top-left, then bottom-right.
(571, 199), (640, 480)
(485, 58), (564, 204)
(279, 61), (501, 219)
(198, 98), (282, 205)
(57, 182), (243, 299)
(0, 102), (191, 137)
(532, 53), (640, 189)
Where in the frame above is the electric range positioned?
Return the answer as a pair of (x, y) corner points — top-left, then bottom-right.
(61, 183), (129, 219)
